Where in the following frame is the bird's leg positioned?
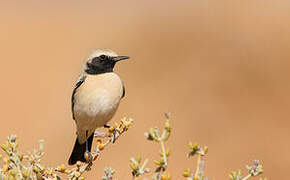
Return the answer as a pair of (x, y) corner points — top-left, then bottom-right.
(85, 130), (88, 151)
(104, 124), (118, 143)
(84, 130), (92, 164)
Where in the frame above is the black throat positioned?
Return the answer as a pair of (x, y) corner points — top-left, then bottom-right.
(85, 62), (113, 75)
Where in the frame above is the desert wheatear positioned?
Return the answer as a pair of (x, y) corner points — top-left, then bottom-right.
(68, 49), (129, 165)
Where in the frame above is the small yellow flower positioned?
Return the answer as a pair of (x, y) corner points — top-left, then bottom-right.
(76, 161), (82, 167)
(161, 173), (171, 180)
(165, 149), (171, 157)
(98, 143), (105, 151)
(75, 171), (81, 178)
(22, 169), (31, 178)
(189, 141), (198, 150)
(121, 117), (133, 130)
(129, 162), (138, 170)
(182, 168), (191, 177)
(203, 146), (208, 154)
(58, 164), (66, 172)
(136, 156), (141, 164)
(164, 120), (171, 132)
(44, 169), (49, 175)
(149, 128), (159, 142)
(159, 149), (170, 157)
(109, 127), (114, 133)
(36, 172), (42, 180)
(120, 117), (127, 125)
(154, 160), (161, 166)
(1, 141), (9, 151)
(33, 165), (40, 173)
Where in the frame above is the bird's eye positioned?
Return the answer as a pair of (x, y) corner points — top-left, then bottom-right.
(99, 55), (107, 60)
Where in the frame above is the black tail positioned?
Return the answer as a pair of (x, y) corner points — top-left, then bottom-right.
(68, 133), (94, 165)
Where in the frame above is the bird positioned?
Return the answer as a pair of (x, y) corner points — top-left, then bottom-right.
(68, 49), (129, 165)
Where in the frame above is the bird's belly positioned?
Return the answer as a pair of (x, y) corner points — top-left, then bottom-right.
(74, 89), (121, 130)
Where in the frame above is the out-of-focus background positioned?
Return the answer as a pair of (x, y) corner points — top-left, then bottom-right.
(0, 0), (290, 179)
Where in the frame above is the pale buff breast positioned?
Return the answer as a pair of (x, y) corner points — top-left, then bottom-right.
(73, 72), (123, 136)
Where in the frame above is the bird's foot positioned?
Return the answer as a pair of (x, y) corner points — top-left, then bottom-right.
(104, 124), (120, 143)
(84, 150), (93, 167)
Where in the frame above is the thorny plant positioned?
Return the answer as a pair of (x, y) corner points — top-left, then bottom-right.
(182, 141), (208, 180)
(229, 160), (266, 180)
(129, 113), (172, 180)
(182, 142), (266, 180)
(0, 114), (268, 180)
(0, 117), (133, 180)
(146, 112), (171, 180)
(102, 167), (115, 180)
(129, 113), (267, 180)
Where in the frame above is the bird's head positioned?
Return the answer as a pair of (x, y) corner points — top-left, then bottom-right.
(82, 49), (129, 75)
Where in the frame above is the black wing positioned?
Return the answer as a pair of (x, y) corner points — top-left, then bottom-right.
(122, 84), (125, 99)
(71, 76), (86, 120)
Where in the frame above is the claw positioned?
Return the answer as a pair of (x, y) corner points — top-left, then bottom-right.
(84, 150), (93, 164)
(104, 124), (119, 143)
(112, 128), (121, 143)
(112, 129), (116, 143)
(84, 130), (93, 165)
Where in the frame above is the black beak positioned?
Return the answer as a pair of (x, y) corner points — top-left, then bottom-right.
(113, 56), (130, 62)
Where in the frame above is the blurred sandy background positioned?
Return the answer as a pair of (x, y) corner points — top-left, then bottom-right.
(1, 0), (290, 179)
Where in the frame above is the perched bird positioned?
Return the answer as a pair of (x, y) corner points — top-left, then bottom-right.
(68, 49), (129, 165)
